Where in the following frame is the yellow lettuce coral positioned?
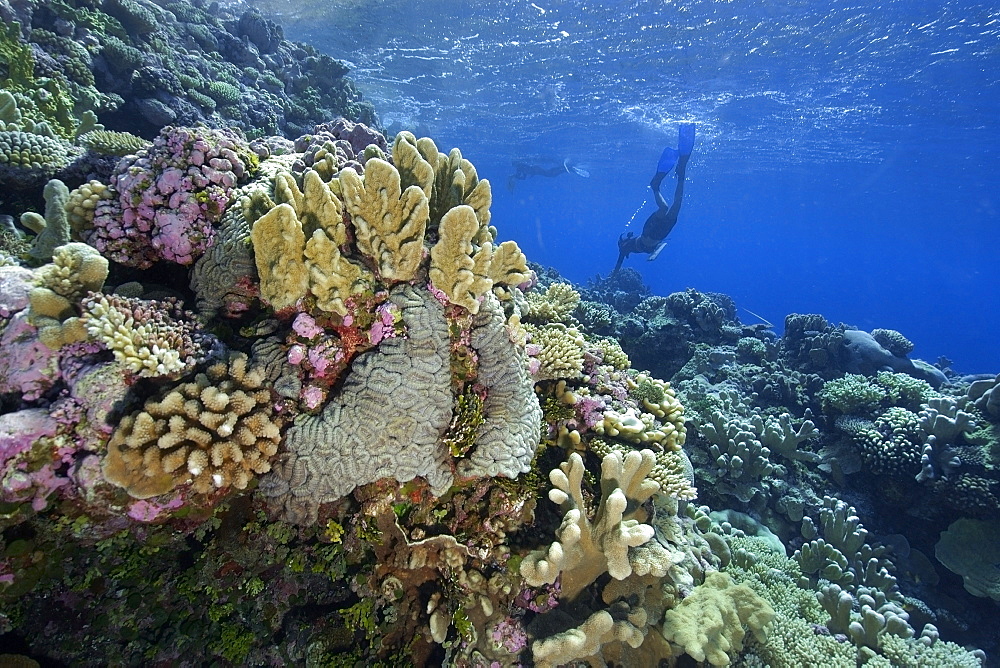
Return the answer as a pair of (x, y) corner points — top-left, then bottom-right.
(429, 204), (493, 313)
(251, 169), (373, 315)
(339, 157), (429, 282)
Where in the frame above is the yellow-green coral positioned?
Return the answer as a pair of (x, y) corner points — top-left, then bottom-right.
(593, 375), (686, 452)
(591, 438), (697, 501)
(525, 282), (580, 323)
(81, 295), (196, 378)
(78, 129), (151, 156)
(429, 205), (493, 313)
(525, 322), (586, 380)
(443, 387), (486, 458)
(251, 169), (372, 315)
(487, 239), (530, 288)
(661, 570), (775, 666)
(591, 336), (630, 370)
(339, 157), (429, 283)
(28, 242), (108, 349)
(398, 131), (493, 237)
(250, 202), (309, 311)
(66, 179), (111, 239)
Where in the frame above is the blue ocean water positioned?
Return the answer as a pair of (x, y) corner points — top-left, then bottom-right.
(245, 0), (999, 373)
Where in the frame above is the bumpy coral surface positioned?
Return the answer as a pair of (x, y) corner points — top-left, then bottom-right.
(103, 352), (282, 498)
(86, 126), (255, 267)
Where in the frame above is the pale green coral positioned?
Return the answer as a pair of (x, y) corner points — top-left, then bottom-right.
(525, 322), (585, 381)
(78, 129), (151, 156)
(524, 282), (580, 323)
(661, 570), (774, 666)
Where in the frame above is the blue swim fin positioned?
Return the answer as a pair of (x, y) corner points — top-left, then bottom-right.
(678, 122), (695, 156)
(656, 146), (679, 174)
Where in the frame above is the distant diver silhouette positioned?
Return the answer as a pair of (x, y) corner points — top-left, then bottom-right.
(507, 158), (590, 192)
(614, 122), (695, 272)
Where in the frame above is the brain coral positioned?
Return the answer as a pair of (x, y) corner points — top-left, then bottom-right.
(259, 284), (455, 524)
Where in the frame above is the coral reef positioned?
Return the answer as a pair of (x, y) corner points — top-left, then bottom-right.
(0, 8), (995, 662)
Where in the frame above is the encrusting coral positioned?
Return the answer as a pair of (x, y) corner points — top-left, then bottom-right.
(661, 570), (775, 666)
(102, 352), (283, 499)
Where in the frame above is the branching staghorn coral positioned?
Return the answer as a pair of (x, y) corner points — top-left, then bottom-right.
(81, 293), (214, 379)
(102, 352), (283, 499)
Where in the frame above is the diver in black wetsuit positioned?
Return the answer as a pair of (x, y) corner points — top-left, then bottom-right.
(614, 123), (695, 272)
(507, 158), (589, 192)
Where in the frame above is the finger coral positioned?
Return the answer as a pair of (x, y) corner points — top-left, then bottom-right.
(81, 293), (214, 379)
(102, 352), (282, 499)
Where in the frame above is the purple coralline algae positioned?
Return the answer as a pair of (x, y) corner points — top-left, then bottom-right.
(85, 126), (256, 268)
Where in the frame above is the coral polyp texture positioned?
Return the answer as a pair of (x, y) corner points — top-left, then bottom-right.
(0, 104), (992, 666)
(102, 352), (282, 499)
(84, 125), (256, 268)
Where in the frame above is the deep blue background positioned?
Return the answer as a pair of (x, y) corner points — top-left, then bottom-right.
(239, 0), (1000, 373)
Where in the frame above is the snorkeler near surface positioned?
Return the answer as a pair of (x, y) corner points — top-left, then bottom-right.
(506, 158), (590, 191)
(614, 122), (695, 272)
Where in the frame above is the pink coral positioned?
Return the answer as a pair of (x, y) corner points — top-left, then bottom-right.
(0, 266), (33, 317)
(574, 395), (607, 430)
(126, 495), (184, 522)
(292, 312), (324, 339)
(0, 408), (68, 511)
(489, 617), (529, 654)
(0, 313), (61, 401)
(85, 126), (254, 268)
